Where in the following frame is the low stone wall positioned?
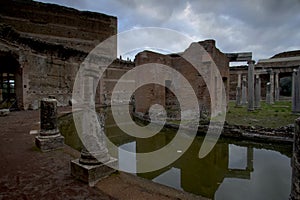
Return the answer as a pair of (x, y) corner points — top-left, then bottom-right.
(132, 112), (294, 144)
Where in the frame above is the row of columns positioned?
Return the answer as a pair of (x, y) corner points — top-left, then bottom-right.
(235, 60), (262, 110)
(235, 65), (299, 112)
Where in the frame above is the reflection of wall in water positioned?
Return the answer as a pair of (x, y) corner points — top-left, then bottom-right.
(136, 135), (254, 199)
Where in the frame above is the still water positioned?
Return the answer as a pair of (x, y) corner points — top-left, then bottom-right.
(59, 110), (292, 200)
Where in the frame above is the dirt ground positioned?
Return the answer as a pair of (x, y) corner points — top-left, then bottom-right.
(0, 108), (206, 200)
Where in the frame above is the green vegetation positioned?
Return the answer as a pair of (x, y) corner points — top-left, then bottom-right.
(226, 101), (299, 128)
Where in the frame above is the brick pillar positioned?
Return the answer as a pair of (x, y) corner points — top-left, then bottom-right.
(247, 60), (255, 111)
(35, 98), (64, 152)
(290, 118), (300, 200)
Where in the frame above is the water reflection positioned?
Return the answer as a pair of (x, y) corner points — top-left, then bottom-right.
(134, 135), (254, 199)
(58, 109), (292, 199)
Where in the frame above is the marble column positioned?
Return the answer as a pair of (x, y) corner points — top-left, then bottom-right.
(268, 69), (275, 104)
(266, 82), (271, 104)
(290, 118), (300, 200)
(275, 72), (280, 101)
(254, 75), (261, 109)
(235, 74), (242, 107)
(237, 73), (242, 88)
(242, 75), (247, 105)
(292, 68), (300, 114)
(35, 98), (64, 152)
(248, 60), (255, 111)
(71, 67), (117, 187)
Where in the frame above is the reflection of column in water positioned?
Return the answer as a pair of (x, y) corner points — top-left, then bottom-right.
(246, 147), (254, 172)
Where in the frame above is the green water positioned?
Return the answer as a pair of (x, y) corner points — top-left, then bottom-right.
(59, 110), (292, 200)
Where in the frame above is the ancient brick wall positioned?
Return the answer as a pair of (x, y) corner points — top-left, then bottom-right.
(134, 40), (230, 119)
(0, 0), (117, 53)
(0, 0), (117, 109)
(99, 59), (135, 106)
(134, 51), (171, 114)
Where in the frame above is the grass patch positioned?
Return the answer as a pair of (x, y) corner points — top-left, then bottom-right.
(226, 101), (299, 128)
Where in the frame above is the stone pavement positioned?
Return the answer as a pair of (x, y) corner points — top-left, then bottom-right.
(0, 108), (114, 200)
(0, 108), (206, 200)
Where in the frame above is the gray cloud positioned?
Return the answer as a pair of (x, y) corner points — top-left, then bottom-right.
(36, 0), (300, 61)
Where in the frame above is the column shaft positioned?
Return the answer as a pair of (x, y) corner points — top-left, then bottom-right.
(248, 60), (255, 111)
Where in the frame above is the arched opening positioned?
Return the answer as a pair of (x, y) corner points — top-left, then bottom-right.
(0, 52), (22, 110)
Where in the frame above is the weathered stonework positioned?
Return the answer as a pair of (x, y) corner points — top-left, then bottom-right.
(290, 118), (300, 200)
(71, 157), (117, 187)
(247, 60), (255, 111)
(134, 40), (230, 119)
(0, 0), (117, 110)
(292, 68), (300, 114)
(71, 113), (118, 186)
(35, 98), (64, 152)
(99, 58), (135, 106)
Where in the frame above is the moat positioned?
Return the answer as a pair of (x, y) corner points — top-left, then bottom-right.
(59, 108), (292, 200)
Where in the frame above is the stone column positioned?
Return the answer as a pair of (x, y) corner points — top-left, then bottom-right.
(254, 75), (261, 109)
(248, 60), (255, 111)
(268, 69), (275, 104)
(266, 82), (272, 104)
(292, 68), (300, 114)
(236, 74), (242, 107)
(237, 73), (242, 88)
(275, 72), (280, 101)
(71, 66), (117, 187)
(0, 89), (2, 102)
(241, 75), (247, 105)
(35, 98), (64, 152)
(290, 118), (300, 200)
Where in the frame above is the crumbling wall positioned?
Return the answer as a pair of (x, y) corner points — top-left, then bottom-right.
(134, 51), (171, 114)
(0, 0), (117, 109)
(134, 40), (230, 119)
(100, 59), (135, 105)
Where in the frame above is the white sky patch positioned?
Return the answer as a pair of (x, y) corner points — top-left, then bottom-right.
(117, 27), (194, 59)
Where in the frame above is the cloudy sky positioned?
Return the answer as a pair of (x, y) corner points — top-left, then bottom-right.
(36, 0), (300, 62)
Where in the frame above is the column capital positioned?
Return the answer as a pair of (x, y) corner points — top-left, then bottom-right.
(266, 68), (273, 74)
(247, 60), (255, 65)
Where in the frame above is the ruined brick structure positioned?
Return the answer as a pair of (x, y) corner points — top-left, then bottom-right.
(134, 40), (230, 119)
(100, 58), (135, 106)
(0, 0), (117, 109)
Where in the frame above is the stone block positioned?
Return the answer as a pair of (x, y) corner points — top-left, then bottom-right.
(0, 109), (10, 116)
(35, 134), (64, 152)
(71, 157), (118, 187)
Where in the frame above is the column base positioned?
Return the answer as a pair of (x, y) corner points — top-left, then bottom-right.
(35, 134), (64, 152)
(71, 157), (118, 187)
